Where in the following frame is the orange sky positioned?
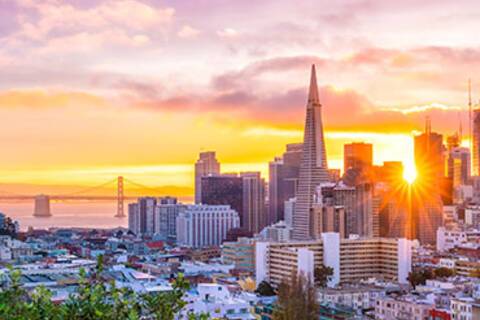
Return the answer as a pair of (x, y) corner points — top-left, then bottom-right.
(0, 0), (478, 195)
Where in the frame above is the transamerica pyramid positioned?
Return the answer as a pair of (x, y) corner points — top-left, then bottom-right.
(292, 64), (330, 240)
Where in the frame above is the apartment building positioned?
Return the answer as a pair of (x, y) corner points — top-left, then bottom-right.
(256, 232), (412, 288)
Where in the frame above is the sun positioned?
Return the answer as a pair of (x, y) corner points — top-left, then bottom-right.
(403, 162), (417, 184)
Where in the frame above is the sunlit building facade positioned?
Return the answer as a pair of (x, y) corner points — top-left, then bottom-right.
(344, 142), (373, 173)
(473, 108), (480, 176)
(194, 151), (220, 204)
(413, 121), (445, 245)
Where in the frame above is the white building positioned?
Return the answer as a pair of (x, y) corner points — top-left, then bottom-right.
(256, 233), (413, 289)
(317, 285), (386, 310)
(176, 205), (240, 248)
(465, 206), (480, 228)
(451, 297), (480, 320)
(153, 197), (184, 241)
(375, 295), (434, 320)
(181, 283), (255, 319)
(259, 220), (291, 242)
(436, 226), (480, 252)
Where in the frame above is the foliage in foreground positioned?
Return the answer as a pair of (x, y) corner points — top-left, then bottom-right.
(273, 273), (319, 320)
(0, 257), (208, 320)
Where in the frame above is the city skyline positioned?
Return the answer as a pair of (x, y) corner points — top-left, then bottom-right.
(0, 0), (479, 192)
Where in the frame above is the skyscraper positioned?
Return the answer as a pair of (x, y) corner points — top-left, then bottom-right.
(194, 151), (220, 204)
(200, 174), (243, 225)
(450, 147), (471, 187)
(414, 120), (445, 181)
(154, 197), (184, 241)
(413, 120), (445, 245)
(128, 197), (157, 236)
(473, 107), (480, 176)
(344, 142), (373, 173)
(268, 143), (302, 225)
(292, 65), (330, 240)
(241, 172), (266, 233)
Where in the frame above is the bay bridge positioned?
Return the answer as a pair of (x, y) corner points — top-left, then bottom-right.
(0, 176), (167, 218)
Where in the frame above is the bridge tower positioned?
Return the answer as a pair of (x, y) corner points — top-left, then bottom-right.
(115, 176), (125, 218)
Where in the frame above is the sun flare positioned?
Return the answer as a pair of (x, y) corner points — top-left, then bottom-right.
(403, 162), (417, 184)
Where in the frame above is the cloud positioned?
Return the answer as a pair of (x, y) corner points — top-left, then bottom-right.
(2, 0), (174, 54)
(217, 28), (238, 38)
(177, 25), (200, 38)
(0, 90), (107, 109)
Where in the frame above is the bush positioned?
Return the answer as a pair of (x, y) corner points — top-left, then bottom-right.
(0, 257), (207, 320)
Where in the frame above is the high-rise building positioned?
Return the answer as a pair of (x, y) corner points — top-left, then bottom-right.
(241, 172), (266, 233)
(449, 147), (471, 187)
(176, 205), (240, 248)
(344, 142), (373, 173)
(154, 197), (184, 241)
(268, 143), (302, 225)
(256, 234), (413, 288)
(293, 65), (330, 240)
(194, 151), (220, 204)
(413, 121), (445, 245)
(200, 174), (243, 225)
(473, 107), (480, 176)
(128, 197), (157, 236)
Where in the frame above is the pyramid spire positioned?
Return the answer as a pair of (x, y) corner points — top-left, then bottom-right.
(292, 64), (330, 240)
(308, 64), (320, 105)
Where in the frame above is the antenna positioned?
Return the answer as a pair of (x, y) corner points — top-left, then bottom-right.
(469, 79), (472, 151)
(458, 112), (463, 143)
(425, 116), (431, 135)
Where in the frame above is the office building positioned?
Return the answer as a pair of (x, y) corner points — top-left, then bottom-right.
(241, 172), (266, 233)
(200, 174), (243, 225)
(413, 121), (445, 245)
(128, 197), (157, 236)
(449, 147), (470, 187)
(473, 107), (480, 176)
(312, 204), (346, 239)
(293, 65), (330, 240)
(176, 205), (240, 248)
(194, 151), (220, 204)
(256, 233), (412, 288)
(259, 220), (292, 242)
(221, 237), (255, 273)
(414, 120), (445, 181)
(311, 183), (346, 239)
(154, 197), (184, 241)
(344, 142), (373, 173)
(268, 143), (302, 225)
(284, 197), (295, 227)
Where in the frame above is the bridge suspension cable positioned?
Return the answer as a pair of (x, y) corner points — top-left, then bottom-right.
(54, 178), (118, 197)
(123, 178), (167, 195)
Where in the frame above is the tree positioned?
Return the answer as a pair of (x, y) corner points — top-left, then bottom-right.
(255, 281), (276, 296)
(273, 273), (318, 320)
(408, 269), (434, 289)
(314, 264), (334, 288)
(0, 256), (208, 320)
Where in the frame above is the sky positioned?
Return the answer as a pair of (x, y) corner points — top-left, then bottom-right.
(0, 0), (479, 195)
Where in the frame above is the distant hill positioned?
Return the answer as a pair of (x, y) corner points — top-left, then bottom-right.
(0, 183), (194, 200)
